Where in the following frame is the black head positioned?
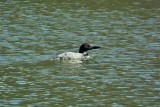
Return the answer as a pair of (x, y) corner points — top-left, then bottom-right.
(79, 43), (101, 53)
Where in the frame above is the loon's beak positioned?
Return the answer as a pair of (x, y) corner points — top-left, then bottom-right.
(91, 46), (101, 49)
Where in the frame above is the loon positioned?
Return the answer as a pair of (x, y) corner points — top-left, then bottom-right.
(56, 43), (101, 61)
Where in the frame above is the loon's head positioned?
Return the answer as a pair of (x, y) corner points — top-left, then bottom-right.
(79, 43), (101, 53)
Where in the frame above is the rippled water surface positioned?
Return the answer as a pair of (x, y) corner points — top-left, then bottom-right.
(0, 0), (160, 107)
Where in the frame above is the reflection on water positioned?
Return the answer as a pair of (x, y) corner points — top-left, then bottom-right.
(0, 0), (160, 106)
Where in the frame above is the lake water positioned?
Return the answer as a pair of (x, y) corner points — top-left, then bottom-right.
(0, 0), (160, 107)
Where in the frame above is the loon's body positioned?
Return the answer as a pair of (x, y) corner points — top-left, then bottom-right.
(57, 52), (90, 60)
(56, 43), (100, 61)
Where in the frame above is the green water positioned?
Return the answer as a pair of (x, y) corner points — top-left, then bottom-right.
(0, 0), (160, 107)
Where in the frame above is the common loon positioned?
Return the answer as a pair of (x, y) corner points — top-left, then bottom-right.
(56, 43), (101, 61)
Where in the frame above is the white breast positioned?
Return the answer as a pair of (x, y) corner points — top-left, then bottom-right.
(57, 52), (90, 60)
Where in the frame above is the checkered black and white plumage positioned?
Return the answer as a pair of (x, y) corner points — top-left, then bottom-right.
(57, 52), (90, 60)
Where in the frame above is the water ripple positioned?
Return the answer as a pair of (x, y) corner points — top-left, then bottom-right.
(0, 0), (160, 107)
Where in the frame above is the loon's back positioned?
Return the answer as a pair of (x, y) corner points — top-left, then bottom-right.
(57, 52), (90, 60)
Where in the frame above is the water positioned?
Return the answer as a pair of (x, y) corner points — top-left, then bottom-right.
(0, 0), (160, 107)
